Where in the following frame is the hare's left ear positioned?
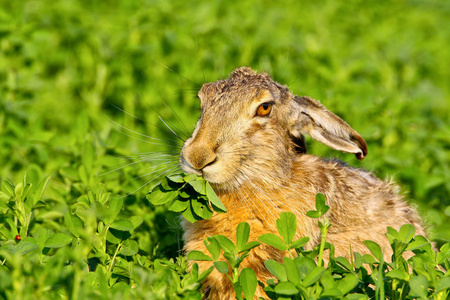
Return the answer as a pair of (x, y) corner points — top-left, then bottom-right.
(288, 96), (368, 160)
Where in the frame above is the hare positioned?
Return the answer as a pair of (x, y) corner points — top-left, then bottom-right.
(179, 67), (426, 299)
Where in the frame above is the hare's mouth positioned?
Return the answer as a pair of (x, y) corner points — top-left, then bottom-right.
(179, 154), (202, 176)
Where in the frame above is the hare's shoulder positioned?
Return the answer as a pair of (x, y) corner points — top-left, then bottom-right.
(293, 155), (402, 208)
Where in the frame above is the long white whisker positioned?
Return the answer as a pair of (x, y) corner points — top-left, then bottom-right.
(134, 162), (180, 180)
(159, 116), (185, 142)
(107, 115), (181, 145)
(122, 165), (181, 197)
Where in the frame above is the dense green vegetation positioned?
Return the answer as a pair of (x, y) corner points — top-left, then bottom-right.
(1, 0), (449, 299)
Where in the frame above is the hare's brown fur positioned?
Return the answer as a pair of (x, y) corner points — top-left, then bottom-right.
(180, 67), (426, 299)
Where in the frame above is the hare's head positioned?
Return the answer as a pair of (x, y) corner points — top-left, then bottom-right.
(180, 67), (367, 191)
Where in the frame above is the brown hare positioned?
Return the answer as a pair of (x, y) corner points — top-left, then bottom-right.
(179, 67), (426, 299)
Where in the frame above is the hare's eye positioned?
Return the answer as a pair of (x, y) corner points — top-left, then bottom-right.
(256, 103), (272, 117)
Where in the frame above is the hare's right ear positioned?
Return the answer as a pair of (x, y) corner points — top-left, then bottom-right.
(288, 96), (368, 160)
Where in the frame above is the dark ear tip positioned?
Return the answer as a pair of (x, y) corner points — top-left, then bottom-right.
(356, 152), (365, 160)
(353, 134), (368, 160)
(356, 147), (368, 160)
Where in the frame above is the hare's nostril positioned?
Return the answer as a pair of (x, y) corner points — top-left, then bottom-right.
(203, 156), (217, 168)
(180, 154), (202, 175)
(181, 144), (217, 173)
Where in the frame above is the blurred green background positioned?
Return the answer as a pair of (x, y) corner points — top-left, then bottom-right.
(1, 0), (449, 253)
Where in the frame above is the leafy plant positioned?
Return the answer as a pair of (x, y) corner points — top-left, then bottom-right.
(1, 0), (450, 299)
(186, 195), (450, 300)
(187, 222), (261, 299)
(146, 174), (227, 223)
(0, 175), (204, 299)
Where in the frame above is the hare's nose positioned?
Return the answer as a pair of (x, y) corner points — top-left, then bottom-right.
(181, 143), (217, 172)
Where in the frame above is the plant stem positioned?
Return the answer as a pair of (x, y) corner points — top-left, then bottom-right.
(317, 231), (326, 267)
(108, 242), (122, 275)
(317, 218), (329, 266)
(72, 262), (81, 299)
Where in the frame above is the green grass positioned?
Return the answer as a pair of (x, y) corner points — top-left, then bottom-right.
(0, 0), (449, 299)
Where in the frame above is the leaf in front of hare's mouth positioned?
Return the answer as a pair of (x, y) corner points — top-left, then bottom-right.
(146, 173), (227, 221)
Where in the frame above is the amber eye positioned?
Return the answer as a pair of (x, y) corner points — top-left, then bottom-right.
(256, 103), (272, 116)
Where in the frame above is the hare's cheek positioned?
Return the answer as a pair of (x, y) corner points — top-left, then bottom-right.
(201, 151), (239, 185)
(201, 158), (228, 183)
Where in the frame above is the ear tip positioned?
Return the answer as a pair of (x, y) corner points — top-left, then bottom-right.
(355, 144), (368, 160)
(356, 152), (366, 160)
(352, 134), (368, 160)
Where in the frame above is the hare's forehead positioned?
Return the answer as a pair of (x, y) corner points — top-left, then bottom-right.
(199, 80), (271, 109)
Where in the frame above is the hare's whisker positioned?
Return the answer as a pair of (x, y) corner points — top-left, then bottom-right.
(123, 165), (181, 197)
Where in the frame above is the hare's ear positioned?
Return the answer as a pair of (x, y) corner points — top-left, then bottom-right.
(289, 96), (368, 160)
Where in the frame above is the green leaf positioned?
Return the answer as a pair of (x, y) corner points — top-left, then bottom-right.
(204, 237), (220, 260)
(178, 188), (191, 198)
(105, 197), (123, 224)
(0, 224), (14, 240)
(338, 274), (359, 295)
(78, 165), (89, 185)
(1, 180), (14, 197)
(106, 229), (122, 244)
(233, 282), (244, 300)
(35, 228), (53, 250)
(214, 235), (236, 254)
(214, 261), (229, 274)
(264, 260), (287, 281)
(64, 211), (84, 238)
(283, 257), (301, 285)
(146, 185), (178, 205)
(167, 174), (185, 183)
(21, 183), (32, 202)
(386, 226), (400, 243)
(199, 266), (215, 281)
(386, 269), (410, 281)
(205, 181), (227, 212)
(5, 218), (18, 236)
(44, 233), (73, 248)
(110, 219), (134, 231)
(191, 198), (213, 219)
(183, 174), (199, 182)
(223, 252), (237, 268)
(129, 216), (143, 229)
(236, 222), (250, 253)
(362, 254), (377, 264)
(188, 179), (206, 195)
(398, 224), (416, 243)
(321, 288), (343, 297)
(335, 256), (352, 271)
(119, 240), (138, 256)
(239, 268), (257, 300)
(315, 193), (326, 211)
(16, 240), (39, 255)
(0, 191), (10, 203)
(436, 242), (450, 264)
(436, 276), (450, 293)
(182, 204), (201, 223)
(274, 281), (298, 296)
(276, 212), (297, 245)
(406, 235), (430, 251)
(344, 294), (369, 300)
(169, 198), (189, 212)
(258, 233), (287, 251)
(320, 271), (337, 290)
(363, 240), (383, 262)
(289, 237), (310, 249)
(240, 241), (261, 252)
(306, 210), (320, 218)
(409, 275), (428, 299)
(303, 266), (325, 287)
(187, 250), (213, 261)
